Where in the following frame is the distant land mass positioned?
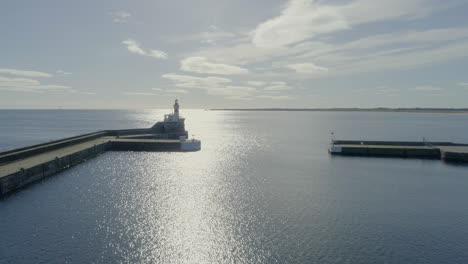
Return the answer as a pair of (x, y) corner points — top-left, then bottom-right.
(210, 108), (468, 113)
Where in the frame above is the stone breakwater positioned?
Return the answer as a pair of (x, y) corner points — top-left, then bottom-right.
(329, 140), (468, 163)
(0, 128), (200, 197)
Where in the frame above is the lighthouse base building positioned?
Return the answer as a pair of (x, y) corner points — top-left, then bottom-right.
(151, 99), (189, 139)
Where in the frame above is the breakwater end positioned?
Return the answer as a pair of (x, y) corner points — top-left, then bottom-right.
(0, 100), (201, 197)
(329, 140), (468, 163)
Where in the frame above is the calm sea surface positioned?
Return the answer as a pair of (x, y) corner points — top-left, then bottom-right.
(1, 110), (468, 263)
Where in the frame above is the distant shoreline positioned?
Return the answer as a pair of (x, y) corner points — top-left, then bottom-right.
(210, 108), (468, 114)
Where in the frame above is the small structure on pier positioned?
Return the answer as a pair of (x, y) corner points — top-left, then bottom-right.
(151, 99), (188, 139)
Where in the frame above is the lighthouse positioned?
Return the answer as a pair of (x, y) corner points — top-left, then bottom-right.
(173, 99), (180, 118)
(162, 98), (184, 127)
(163, 99), (181, 122)
(150, 99), (192, 141)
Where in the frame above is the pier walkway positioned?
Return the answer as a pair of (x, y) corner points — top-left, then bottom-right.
(329, 140), (468, 163)
(0, 134), (200, 196)
(0, 137), (111, 179)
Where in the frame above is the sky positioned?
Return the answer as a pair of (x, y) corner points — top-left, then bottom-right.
(1, 0), (468, 109)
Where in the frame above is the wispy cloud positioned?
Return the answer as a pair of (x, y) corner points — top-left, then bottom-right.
(257, 95), (293, 100)
(340, 0), (455, 25)
(184, 0), (468, 83)
(170, 89), (188, 94)
(164, 30), (237, 45)
(162, 74), (231, 90)
(410, 85), (444, 91)
(109, 11), (131, 23)
(252, 0), (349, 47)
(247, 81), (266, 86)
(180, 57), (248, 75)
(0, 68), (52, 78)
(207, 85), (256, 100)
(457, 82), (468, 86)
(251, 0), (455, 48)
(162, 73), (257, 100)
(192, 26), (468, 79)
(286, 63), (328, 74)
(161, 73), (294, 100)
(192, 43), (291, 65)
(152, 87), (188, 94)
(264, 81), (292, 91)
(148, 50), (168, 59)
(124, 92), (157, 96)
(123, 89), (188, 97)
(0, 76), (73, 93)
(122, 39), (145, 55)
(122, 39), (168, 59)
(56, 70), (72, 76)
(332, 27), (468, 52)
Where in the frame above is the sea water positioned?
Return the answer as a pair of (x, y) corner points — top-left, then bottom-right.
(1, 110), (468, 263)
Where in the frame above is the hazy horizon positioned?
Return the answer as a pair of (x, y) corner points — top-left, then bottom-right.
(2, 0), (468, 109)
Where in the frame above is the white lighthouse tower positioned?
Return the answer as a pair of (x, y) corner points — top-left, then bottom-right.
(164, 99), (181, 122)
(173, 99), (180, 119)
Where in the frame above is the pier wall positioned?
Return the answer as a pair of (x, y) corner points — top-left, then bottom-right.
(118, 132), (188, 140)
(0, 141), (111, 196)
(0, 128), (173, 165)
(0, 138), (191, 196)
(0, 131), (108, 165)
(0, 123), (199, 196)
(332, 140), (459, 146)
(110, 141), (181, 152)
(330, 140), (468, 163)
(105, 129), (152, 137)
(441, 151), (468, 163)
(337, 146), (440, 158)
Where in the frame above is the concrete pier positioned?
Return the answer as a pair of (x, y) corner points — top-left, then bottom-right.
(111, 139), (181, 152)
(439, 146), (468, 163)
(0, 131), (200, 197)
(329, 140), (468, 163)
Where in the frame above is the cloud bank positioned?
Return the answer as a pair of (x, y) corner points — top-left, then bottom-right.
(0, 68), (52, 78)
(0, 76), (73, 93)
(180, 57), (248, 75)
(122, 39), (168, 59)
